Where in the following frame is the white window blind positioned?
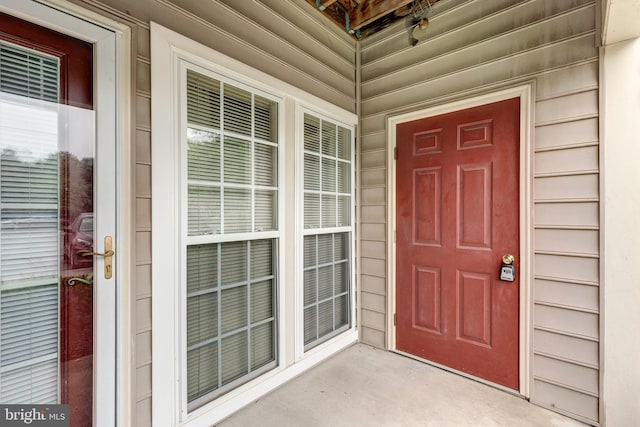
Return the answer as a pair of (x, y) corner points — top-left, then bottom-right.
(185, 70), (279, 410)
(0, 43), (58, 103)
(302, 112), (353, 349)
(0, 41), (60, 403)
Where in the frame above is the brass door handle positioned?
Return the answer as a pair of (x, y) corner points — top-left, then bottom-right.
(79, 236), (114, 279)
(79, 249), (114, 257)
(67, 275), (94, 286)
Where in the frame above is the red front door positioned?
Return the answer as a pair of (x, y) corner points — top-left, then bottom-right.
(0, 11), (94, 425)
(395, 98), (520, 389)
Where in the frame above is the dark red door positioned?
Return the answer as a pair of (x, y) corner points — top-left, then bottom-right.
(395, 98), (520, 389)
(0, 11), (94, 425)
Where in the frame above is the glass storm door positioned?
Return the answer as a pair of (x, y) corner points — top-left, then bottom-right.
(0, 9), (116, 426)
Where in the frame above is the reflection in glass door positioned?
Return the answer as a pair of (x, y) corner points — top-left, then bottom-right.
(0, 12), (96, 426)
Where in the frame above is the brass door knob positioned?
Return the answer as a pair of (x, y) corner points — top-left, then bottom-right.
(502, 254), (515, 265)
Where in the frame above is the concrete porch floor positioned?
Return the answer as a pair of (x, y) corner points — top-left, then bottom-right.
(218, 344), (587, 427)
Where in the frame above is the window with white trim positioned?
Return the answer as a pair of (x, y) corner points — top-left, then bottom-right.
(183, 69), (279, 410)
(301, 112), (354, 349)
(151, 24), (359, 425)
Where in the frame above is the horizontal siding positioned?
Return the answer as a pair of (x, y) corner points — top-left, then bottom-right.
(361, 33), (598, 133)
(360, 205), (386, 224)
(535, 60), (598, 100)
(359, 0), (599, 423)
(535, 229), (599, 255)
(535, 146), (599, 176)
(536, 117), (599, 151)
(535, 174), (599, 200)
(534, 354), (598, 395)
(533, 380), (599, 422)
(535, 89), (598, 125)
(88, 0), (356, 112)
(362, 2), (596, 97)
(360, 274), (386, 295)
(534, 329), (598, 368)
(534, 305), (598, 340)
(361, 0), (594, 64)
(240, 0), (355, 64)
(535, 254), (599, 284)
(360, 240), (386, 259)
(135, 22), (153, 427)
(361, 309), (386, 330)
(534, 201), (599, 228)
(214, 0), (354, 81)
(361, 326), (385, 348)
(534, 279), (599, 312)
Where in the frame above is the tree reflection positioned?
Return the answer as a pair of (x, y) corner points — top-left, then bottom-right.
(59, 151), (93, 228)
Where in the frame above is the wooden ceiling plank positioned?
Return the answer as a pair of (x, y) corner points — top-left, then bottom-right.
(305, 0), (347, 28)
(321, 0), (339, 8)
(349, 0), (414, 30)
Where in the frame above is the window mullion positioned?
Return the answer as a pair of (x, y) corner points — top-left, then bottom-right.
(332, 234), (336, 330)
(251, 93), (255, 234)
(319, 120), (323, 229)
(217, 243), (222, 390)
(315, 235), (319, 342)
(334, 126), (339, 229)
(247, 240), (252, 374)
(220, 83), (226, 234)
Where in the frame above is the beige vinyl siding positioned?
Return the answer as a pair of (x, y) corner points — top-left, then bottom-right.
(68, 1), (356, 425)
(78, 0), (355, 113)
(135, 25), (153, 427)
(359, 0), (599, 423)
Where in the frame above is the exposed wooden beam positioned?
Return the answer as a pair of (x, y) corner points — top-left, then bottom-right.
(349, 0), (414, 30)
(305, 0), (347, 29)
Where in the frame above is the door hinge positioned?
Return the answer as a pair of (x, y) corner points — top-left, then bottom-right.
(394, 313), (397, 326)
(394, 146), (398, 160)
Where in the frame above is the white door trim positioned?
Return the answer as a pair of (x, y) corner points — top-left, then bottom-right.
(386, 83), (534, 398)
(0, 0), (132, 425)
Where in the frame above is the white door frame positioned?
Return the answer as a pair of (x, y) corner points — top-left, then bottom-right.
(0, 0), (132, 425)
(385, 84), (534, 398)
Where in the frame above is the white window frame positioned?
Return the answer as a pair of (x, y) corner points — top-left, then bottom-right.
(178, 61), (284, 413)
(295, 106), (357, 360)
(151, 24), (357, 427)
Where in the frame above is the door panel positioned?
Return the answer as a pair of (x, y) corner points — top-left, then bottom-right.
(396, 98), (520, 390)
(0, 11), (104, 426)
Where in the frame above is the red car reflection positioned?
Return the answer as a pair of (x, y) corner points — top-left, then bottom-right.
(65, 212), (93, 269)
